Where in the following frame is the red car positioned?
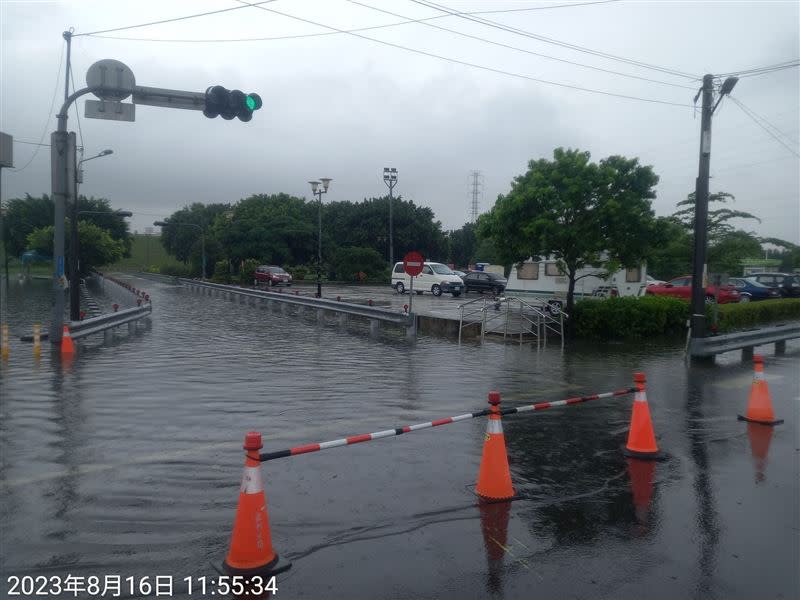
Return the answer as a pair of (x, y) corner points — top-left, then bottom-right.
(645, 275), (740, 304)
(254, 265), (292, 287)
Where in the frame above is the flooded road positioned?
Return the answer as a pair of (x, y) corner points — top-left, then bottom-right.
(1, 275), (798, 599)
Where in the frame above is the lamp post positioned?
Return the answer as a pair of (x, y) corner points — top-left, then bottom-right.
(309, 178), (332, 298)
(689, 75), (738, 345)
(154, 219), (206, 279)
(69, 148), (113, 321)
(383, 167), (397, 267)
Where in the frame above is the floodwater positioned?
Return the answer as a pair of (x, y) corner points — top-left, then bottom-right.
(1, 275), (798, 599)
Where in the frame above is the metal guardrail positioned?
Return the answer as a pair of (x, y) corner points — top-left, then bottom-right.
(458, 295), (568, 347)
(689, 323), (800, 357)
(179, 279), (417, 337)
(68, 305), (152, 340)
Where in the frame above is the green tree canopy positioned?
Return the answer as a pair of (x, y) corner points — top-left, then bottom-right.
(478, 148), (659, 315)
(27, 221), (126, 272)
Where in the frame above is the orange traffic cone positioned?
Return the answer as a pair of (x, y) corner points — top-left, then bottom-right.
(738, 355), (783, 426)
(222, 432), (291, 577)
(747, 423), (774, 484)
(624, 373), (663, 460)
(61, 325), (75, 354)
(476, 391), (515, 501)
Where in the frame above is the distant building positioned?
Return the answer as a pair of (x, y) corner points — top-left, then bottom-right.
(740, 258), (781, 276)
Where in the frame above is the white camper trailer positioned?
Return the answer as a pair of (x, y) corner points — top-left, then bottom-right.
(506, 257), (648, 299)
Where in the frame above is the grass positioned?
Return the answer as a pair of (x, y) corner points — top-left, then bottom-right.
(108, 234), (183, 272)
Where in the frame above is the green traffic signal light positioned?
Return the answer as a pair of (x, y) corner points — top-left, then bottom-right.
(246, 95), (257, 111)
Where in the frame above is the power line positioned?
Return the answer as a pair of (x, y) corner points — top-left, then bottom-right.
(347, 0), (694, 90)
(70, 66), (85, 160)
(729, 96), (800, 158)
(74, 0), (279, 37)
(10, 41), (65, 173)
(408, 0), (698, 80)
(234, 1), (691, 108)
(717, 59), (800, 78)
(80, 1), (621, 43)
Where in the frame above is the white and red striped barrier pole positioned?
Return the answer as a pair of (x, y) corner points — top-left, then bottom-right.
(259, 387), (635, 462)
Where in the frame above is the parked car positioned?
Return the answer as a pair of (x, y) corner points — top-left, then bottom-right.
(452, 270), (467, 278)
(254, 265), (292, 287)
(745, 272), (800, 298)
(645, 275), (740, 304)
(646, 275), (665, 286)
(729, 278), (781, 302)
(391, 262), (464, 297)
(462, 271), (508, 295)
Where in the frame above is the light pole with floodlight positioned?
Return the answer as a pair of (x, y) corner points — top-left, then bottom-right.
(309, 178), (332, 298)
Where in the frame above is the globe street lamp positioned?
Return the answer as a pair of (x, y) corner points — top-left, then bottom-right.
(309, 178), (332, 298)
(154, 219), (206, 279)
(383, 167), (397, 267)
(69, 148), (114, 321)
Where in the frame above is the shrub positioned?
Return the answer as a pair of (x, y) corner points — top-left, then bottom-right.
(712, 299), (800, 333)
(289, 265), (310, 281)
(332, 247), (385, 282)
(240, 258), (260, 285)
(571, 296), (688, 339)
(211, 259), (231, 283)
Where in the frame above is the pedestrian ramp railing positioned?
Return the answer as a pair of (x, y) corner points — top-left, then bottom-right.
(458, 295), (568, 348)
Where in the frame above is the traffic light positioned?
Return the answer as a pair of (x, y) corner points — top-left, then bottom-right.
(203, 86), (262, 121)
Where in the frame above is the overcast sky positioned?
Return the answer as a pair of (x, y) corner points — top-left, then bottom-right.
(1, 0), (798, 245)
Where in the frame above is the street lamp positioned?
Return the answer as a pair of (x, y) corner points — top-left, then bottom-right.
(69, 148), (114, 321)
(383, 167), (398, 267)
(154, 219), (206, 280)
(309, 178), (332, 298)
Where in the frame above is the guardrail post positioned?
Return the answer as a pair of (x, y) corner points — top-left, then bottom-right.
(317, 309), (324, 324)
(742, 346), (754, 361)
(370, 319), (380, 338)
(775, 340), (786, 354)
(104, 328), (113, 344)
(406, 315), (416, 341)
(128, 321), (135, 335)
(339, 312), (348, 328)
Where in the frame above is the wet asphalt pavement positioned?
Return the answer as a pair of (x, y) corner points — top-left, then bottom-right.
(1, 275), (798, 599)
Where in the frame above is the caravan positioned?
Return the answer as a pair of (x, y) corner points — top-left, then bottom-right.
(506, 257), (648, 299)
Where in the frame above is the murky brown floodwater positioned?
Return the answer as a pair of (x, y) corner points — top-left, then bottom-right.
(1, 275), (798, 599)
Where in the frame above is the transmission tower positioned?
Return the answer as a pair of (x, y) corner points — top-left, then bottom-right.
(468, 170), (484, 222)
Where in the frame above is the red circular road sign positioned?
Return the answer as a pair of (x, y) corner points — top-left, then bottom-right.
(403, 251), (425, 277)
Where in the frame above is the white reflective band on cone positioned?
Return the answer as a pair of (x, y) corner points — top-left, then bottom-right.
(753, 371), (765, 381)
(634, 390), (647, 403)
(487, 419), (503, 434)
(240, 465), (263, 494)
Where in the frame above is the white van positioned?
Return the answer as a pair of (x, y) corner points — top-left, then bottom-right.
(391, 262), (465, 297)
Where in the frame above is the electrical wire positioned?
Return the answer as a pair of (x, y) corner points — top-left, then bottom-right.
(408, 0), (698, 80)
(233, 1), (692, 108)
(10, 41), (65, 172)
(70, 67), (85, 161)
(82, 0), (620, 43)
(74, 0), (278, 37)
(717, 59), (800, 78)
(729, 96), (800, 158)
(346, 0), (694, 90)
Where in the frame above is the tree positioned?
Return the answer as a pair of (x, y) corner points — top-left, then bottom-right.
(27, 221), (125, 271)
(708, 230), (763, 275)
(160, 202), (231, 266)
(672, 191), (760, 242)
(332, 246), (386, 281)
(644, 216), (691, 279)
(478, 148), (659, 317)
(77, 196), (133, 256)
(447, 223), (477, 267)
(2, 194), (53, 258)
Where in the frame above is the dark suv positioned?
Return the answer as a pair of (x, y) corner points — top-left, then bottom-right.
(463, 271), (507, 295)
(747, 272), (800, 298)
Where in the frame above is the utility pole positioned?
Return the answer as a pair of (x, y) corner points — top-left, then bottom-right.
(689, 73), (738, 349)
(469, 170), (483, 223)
(383, 167), (398, 267)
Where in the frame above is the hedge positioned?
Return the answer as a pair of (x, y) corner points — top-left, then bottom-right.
(571, 296), (800, 339)
(571, 296), (688, 339)
(713, 298), (800, 333)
